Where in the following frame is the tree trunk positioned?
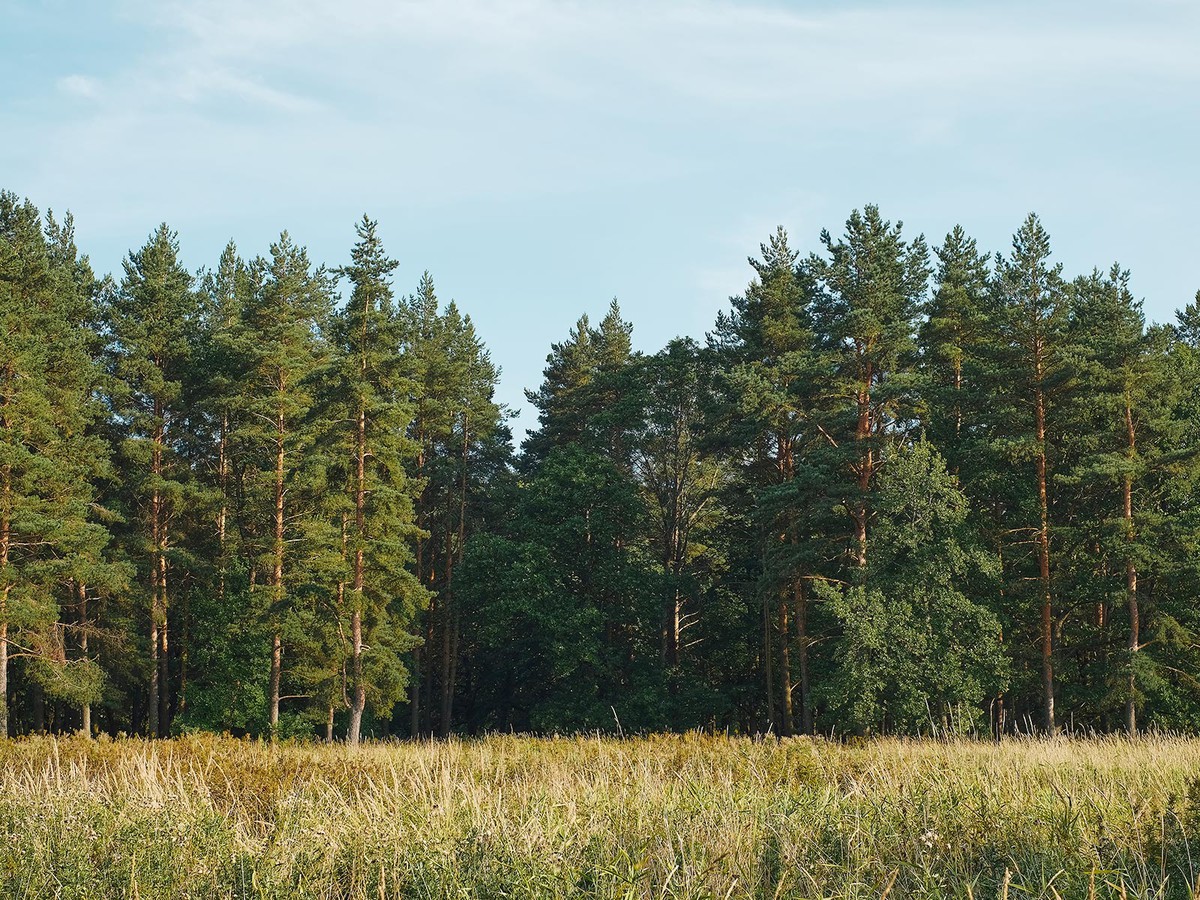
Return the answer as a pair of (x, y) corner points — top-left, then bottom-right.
(348, 404), (367, 746)
(795, 579), (812, 735)
(149, 491), (161, 738)
(412, 437), (425, 739)
(268, 421), (285, 737)
(0, 619), (7, 739)
(1124, 397), (1139, 734)
(158, 551), (169, 733)
(1034, 381), (1055, 734)
(763, 596), (774, 732)
(326, 703), (335, 743)
(217, 411), (229, 602)
(953, 357), (962, 442)
(409, 646), (421, 738)
(268, 632), (281, 734)
(438, 533), (453, 739)
(78, 581), (91, 736)
(778, 597), (794, 737)
(348, 610), (364, 743)
(148, 409), (165, 738)
(853, 360), (874, 568)
(0, 470), (10, 739)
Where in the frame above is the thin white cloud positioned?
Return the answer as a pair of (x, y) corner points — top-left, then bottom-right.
(57, 74), (100, 99)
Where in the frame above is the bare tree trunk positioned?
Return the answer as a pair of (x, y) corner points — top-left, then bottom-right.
(158, 550), (170, 733)
(149, 409), (165, 738)
(326, 703), (335, 743)
(795, 580), (812, 735)
(763, 597), (774, 732)
(1, 468), (11, 738)
(409, 646), (421, 738)
(778, 597), (794, 737)
(953, 357), (962, 444)
(149, 484), (161, 738)
(268, 421), (285, 737)
(78, 581), (91, 736)
(439, 535), (453, 739)
(411, 438), (425, 740)
(268, 633), (281, 734)
(348, 405), (367, 745)
(217, 411), (229, 602)
(0, 618), (7, 738)
(438, 413), (470, 737)
(853, 362), (874, 569)
(1124, 398), (1139, 734)
(1034, 381), (1055, 734)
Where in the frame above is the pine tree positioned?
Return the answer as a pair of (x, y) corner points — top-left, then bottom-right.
(105, 224), (204, 736)
(1063, 268), (1180, 729)
(328, 216), (424, 744)
(522, 300), (636, 468)
(810, 205), (931, 570)
(990, 214), (1071, 733)
(403, 276), (505, 736)
(710, 226), (827, 734)
(0, 193), (119, 736)
(919, 226), (992, 474)
(233, 233), (334, 734)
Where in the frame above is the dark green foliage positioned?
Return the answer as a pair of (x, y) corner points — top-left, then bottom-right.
(3, 187), (1200, 738)
(0, 193), (124, 736)
(817, 440), (1006, 733)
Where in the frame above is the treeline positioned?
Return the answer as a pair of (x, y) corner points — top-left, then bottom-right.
(2, 193), (1199, 739)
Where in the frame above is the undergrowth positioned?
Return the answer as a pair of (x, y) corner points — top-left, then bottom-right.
(1, 733), (1197, 898)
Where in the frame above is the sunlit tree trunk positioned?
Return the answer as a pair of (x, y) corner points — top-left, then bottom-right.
(1124, 395), (1139, 734)
(348, 404), (367, 745)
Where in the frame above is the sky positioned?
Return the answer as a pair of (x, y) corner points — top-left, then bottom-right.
(3, 0), (1199, 438)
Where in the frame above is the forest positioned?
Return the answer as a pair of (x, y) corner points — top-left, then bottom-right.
(2, 190), (1199, 741)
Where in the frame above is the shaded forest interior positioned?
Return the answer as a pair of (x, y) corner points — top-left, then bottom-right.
(3, 190), (1200, 740)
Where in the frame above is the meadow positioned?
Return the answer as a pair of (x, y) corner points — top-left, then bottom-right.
(1, 734), (1198, 899)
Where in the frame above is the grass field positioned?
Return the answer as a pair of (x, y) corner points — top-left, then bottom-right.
(1, 734), (1198, 899)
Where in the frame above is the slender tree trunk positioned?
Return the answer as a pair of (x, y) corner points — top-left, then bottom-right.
(268, 633), (281, 734)
(217, 411), (229, 602)
(149, 409), (165, 738)
(158, 550), (169, 732)
(268, 419), (285, 736)
(326, 703), (335, 743)
(178, 587), (189, 718)
(795, 579), (812, 735)
(778, 597), (794, 737)
(348, 404), (367, 745)
(411, 439), (425, 739)
(447, 612), (460, 733)
(438, 414), (469, 737)
(1124, 397), (1139, 734)
(439, 533), (453, 739)
(0, 466), (11, 739)
(0, 617), (7, 738)
(853, 361), (873, 568)
(763, 596), (774, 732)
(953, 357), (962, 441)
(78, 581), (91, 736)
(409, 646), (422, 738)
(1034, 380), (1055, 734)
(149, 490), (161, 737)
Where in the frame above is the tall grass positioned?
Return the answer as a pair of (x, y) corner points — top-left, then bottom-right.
(1, 733), (1198, 898)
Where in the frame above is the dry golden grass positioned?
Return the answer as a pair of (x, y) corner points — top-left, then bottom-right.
(1, 733), (1198, 898)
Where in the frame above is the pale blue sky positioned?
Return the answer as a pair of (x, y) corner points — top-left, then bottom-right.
(3, 1), (1198, 435)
